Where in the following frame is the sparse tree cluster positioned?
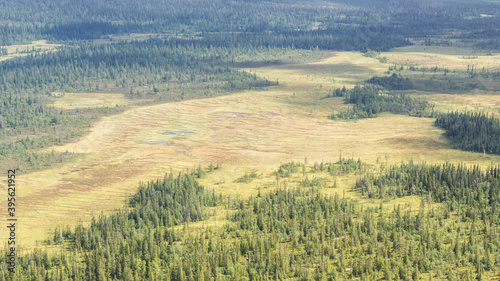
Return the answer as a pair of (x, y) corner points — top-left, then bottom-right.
(366, 73), (414, 90)
(355, 161), (500, 221)
(325, 85), (434, 120)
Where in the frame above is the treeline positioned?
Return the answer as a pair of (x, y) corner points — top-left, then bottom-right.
(195, 27), (412, 52)
(3, 163), (500, 280)
(0, 24), (39, 46)
(436, 111), (500, 154)
(385, 3), (500, 50)
(0, 172), (218, 280)
(325, 85), (433, 120)
(225, 186), (500, 280)
(128, 172), (219, 226)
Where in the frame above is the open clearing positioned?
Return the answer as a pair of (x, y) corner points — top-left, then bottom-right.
(91, 32), (204, 44)
(0, 40), (61, 62)
(92, 33), (162, 44)
(50, 92), (130, 109)
(2, 50), (500, 250)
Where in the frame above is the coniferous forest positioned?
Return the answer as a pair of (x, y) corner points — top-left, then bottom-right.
(2, 162), (500, 280)
(436, 112), (500, 155)
(1, 0), (500, 280)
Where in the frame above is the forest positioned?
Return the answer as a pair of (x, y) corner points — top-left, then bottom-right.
(1, 161), (499, 280)
(435, 112), (500, 155)
(1, 0), (500, 51)
(0, 39), (272, 94)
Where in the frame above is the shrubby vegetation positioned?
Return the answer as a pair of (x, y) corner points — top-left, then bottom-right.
(362, 50), (387, 63)
(436, 111), (500, 155)
(235, 171), (259, 183)
(273, 162), (300, 178)
(306, 158), (365, 176)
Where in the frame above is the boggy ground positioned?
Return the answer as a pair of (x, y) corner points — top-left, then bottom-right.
(4, 50), (499, 251)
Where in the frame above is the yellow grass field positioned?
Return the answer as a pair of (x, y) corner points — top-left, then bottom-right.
(2, 50), (499, 251)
